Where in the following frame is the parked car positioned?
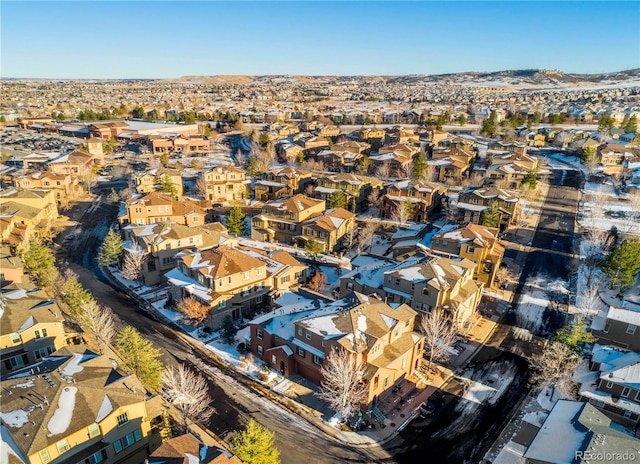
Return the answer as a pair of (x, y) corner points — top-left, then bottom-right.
(420, 391), (445, 416)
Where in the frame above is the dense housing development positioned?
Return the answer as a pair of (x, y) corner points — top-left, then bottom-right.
(1, 68), (640, 464)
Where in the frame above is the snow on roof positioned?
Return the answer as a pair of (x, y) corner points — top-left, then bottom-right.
(96, 395), (114, 423)
(5, 289), (28, 300)
(524, 401), (587, 464)
(393, 266), (427, 282)
(47, 386), (77, 435)
(1, 408), (32, 428)
(1, 423), (28, 463)
(606, 305), (640, 326)
(16, 315), (35, 334)
(379, 313), (398, 329)
(291, 338), (325, 359)
(61, 352), (97, 377)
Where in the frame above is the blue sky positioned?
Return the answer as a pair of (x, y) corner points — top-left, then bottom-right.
(1, 1), (638, 78)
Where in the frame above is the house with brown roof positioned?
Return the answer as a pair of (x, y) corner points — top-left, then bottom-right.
(249, 292), (425, 408)
(0, 283), (74, 376)
(199, 166), (249, 204)
(381, 180), (447, 222)
(148, 434), (242, 464)
(431, 147), (474, 182)
(331, 140), (371, 155)
(254, 168), (314, 202)
(0, 245), (23, 284)
(0, 344), (164, 464)
(314, 173), (383, 212)
(340, 254), (483, 327)
(166, 245), (306, 329)
(14, 171), (81, 208)
(316, 149), (362, 172)
(134, 168), (184, 198)
(298, 208), (355, 253)
(385, 127), (420, 145)
(47, 150), (97, 176)
(0, 188), (59, 234)
(430, 223), (504, 288)
(251, 195), (325, 244)
(456, 187), (520, 231)
(124, 222), (233, 286)
(597, 142), (634, 175)
(118, 192), (207, 227)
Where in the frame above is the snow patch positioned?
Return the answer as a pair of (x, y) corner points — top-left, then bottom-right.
(47, 386), (77, 435)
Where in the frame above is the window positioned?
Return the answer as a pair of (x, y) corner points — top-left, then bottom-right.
(383, 377), (389, 389)
(228, 276), (232, 284)
(622, 387), (631, 397)
(85, 450), (107, 464)
(116, 412), (129, 426)
(271, 355), (276, 364)
(606, 381), (614, 389)
(193, 217), (199, 223)
(256, 295), (263, 304)
(218, 300), (226, 309)
(256, 268), (262, 275)
(34, 347), (53, 359)
(442, 240), (448, 247)
(243, 271), (249, 280)
(313, 355), (322, 365)
(627, 324), (636, 335)
(10, 333), (20, 344)
(422, 288), (430, 296)
(56, 439), (70, 454)
(257, 345), (263, 355)
(35, 329), (42, 339)
(256, 328), (263, 340)
(297, 347), (305, 357)
(401, 355), (408, 369)
(297, 326), (303, 336)
(218, 279), (223, 287)
(113, 430), (142, 454)
(88, 423), (100, 438)
(306, 330), (312, 340)
(39, 450), (50, 463)
(41, 328), (48, 337)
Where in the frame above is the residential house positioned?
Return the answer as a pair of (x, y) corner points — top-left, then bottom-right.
(378, 143), (420, 159)
(430, 223), (504, 288)
(0, 188), (59, 232)
(134, 168), (184, 198)
(123, 222), (233, 286)
(314, 173), (383, 212)
(369, 152), (412, 177)
(148, 434), (242, 464)
(0, 344), (164, 464)
(385, 127), (420, 145)
(523, 400), (639, 464)
(316, 149), (362, 172)
(456, 187), (520, 231)
(199, 166), (249, 203)
(298, 208), (356, 253)
(340, 254), (483, 327)
(277, 143), (304, 163)
(118, 192), (207, 227)
(431, 148), (474, 183)
(47, 150), (97, 176)
(315, 125), (340, 138)
(488, 141), (527, 156)
(381, 180), (447, 222)
(251, 195), (325, 244)
(255, 167), (314, 202)
(14, 171), (81, 208)
(166, 245), (306, 329)
(249, 292), (425, 407)
(351, 127), (386, 148)
(331, 140), (371, 155)
(0, 245), (23, 284)
(0, 216), (30, 251)
(0, 283), (74, 376)
(578, 345), (640, 430)
(597, 143), (634, 175)
(591, 304), (640, 351)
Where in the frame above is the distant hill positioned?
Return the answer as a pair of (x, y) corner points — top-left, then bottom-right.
(164, 69), (640, 89)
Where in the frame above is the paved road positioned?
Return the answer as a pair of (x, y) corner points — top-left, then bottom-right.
(393, 167), (581, 463)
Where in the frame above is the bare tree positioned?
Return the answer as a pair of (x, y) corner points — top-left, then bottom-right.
(425, 164), (437, 182)
(582, 228), (614, 286)
(78, 300), (115, 354)
(391, 199), (414, 229)
(344, 223), (359, 250)
(468, 172), (485, 188)
(375, 162), (392, 179)
(494, 266), (515, 288)
(419, 309), (459, 376)
(316, 347), (368, 421)
(366, 189), (381, 214)
(446, 203), (461, 223)
(357, 221), (378, 253)
(578, 281), (601, 317)
(120, 243), (148, 284)
(162, 364), (214, 434)
(196, 175), (209, 200)
(530, 341), (579, 399)
(176, 296), (210, 326)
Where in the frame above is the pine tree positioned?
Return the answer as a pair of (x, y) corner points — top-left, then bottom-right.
(231, 419), (281, 464)
(411, 153), (428, 180)
(603, 239), (640, 290)
(246, 156), (259, 176)
(554, 316), (597, 351)
(158, 177), (177, 199)
(98, 229), (124, 267)
(62, 273), (93, 318)
(521, 171), (538, 190)
(304, 238), (323, 261)
(481, 200), (501, 228)
(226, 207), (246, 236)
(159, 153), (169, 167)
(220, 315), (237, 345)
(114, 326), (164, 392)
(327, 191), (347, 209)
(21, 239), (58, 287)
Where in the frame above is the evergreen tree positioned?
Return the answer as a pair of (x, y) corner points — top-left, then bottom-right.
(107, 188), (120, 203)
(411, 153), (428, 180)
(356, 155), (372, 176)
(220, 315), (237, 345)
(624, 115), (638, 133)
(603, 239), (640, 290)
(481, 111), (497, 137)
(230, 419), (281, 464)
(246, 156), (259, 176)
(481, 200), (501, 228)
(327, 191), (347, 209)
(158, 177), (178, 199)
(598, 114), (615, 131)
(521, 171), (538, 190)
(555, 316), (597, 351)
(99, 229), (124, 267)
(225, 207), (246, 236)
(21, 239), (58, 287)
(159, 153), (169, 168)
(457, 114), (467, 126)
(62, 274), (93, 318)
(114, 326), (164, 392)
(305, 238), (323, 261)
